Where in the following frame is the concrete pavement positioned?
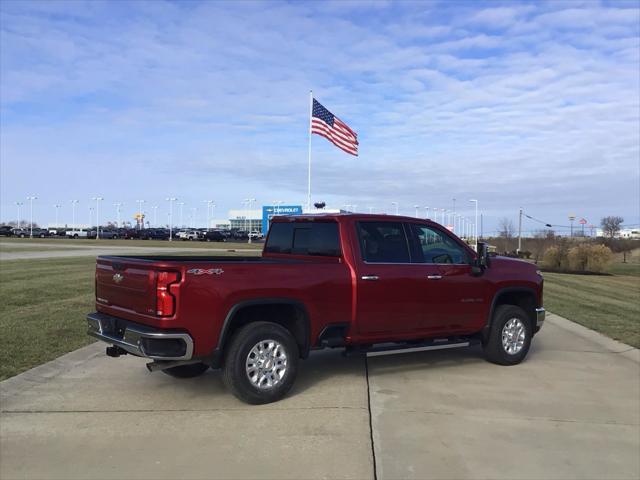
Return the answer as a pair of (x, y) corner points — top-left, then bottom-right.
(1, 313), (638, 479)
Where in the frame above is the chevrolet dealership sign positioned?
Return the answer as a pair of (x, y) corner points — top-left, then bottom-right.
(262, 205), (303, 233)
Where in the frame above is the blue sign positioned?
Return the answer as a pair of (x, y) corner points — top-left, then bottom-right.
(262, 205), (303, 234)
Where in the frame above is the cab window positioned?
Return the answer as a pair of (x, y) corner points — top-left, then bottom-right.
(409, 224), (470, 264)
(357, 221), (410, 263)
(265, 222), (340, 257)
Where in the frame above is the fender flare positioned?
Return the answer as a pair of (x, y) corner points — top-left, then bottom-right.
(217, 298), (312, 356)
(483, 286), (538, 339)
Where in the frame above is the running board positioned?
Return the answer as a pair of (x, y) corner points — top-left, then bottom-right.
(346, 337), (479, 358)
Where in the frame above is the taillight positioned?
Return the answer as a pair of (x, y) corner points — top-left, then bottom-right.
(156, 271), (180, 317)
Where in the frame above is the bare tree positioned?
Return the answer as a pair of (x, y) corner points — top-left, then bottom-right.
(498, 218), (515, 239)
(600, 216), (624, 239)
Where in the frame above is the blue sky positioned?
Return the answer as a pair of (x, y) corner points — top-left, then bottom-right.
(1, 0), (639, 234)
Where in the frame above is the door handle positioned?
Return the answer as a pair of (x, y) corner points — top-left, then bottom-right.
(427, 275), (442, 280)
(361, 275), (379, 281)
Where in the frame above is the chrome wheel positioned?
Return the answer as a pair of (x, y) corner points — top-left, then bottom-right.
(502, 318), (526, 355)
(245, 339), (288, 390)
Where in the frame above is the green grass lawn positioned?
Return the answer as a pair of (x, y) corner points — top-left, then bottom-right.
(0, 250), (261, 381)
(543, 272), (640, 348)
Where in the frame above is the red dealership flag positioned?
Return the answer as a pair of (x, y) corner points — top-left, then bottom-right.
(311, 99), (358, 156)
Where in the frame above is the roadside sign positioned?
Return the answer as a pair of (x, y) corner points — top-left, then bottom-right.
(579, 218), (587, 225)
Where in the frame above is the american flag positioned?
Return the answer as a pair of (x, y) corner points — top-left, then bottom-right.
(311, 99), (358, 156)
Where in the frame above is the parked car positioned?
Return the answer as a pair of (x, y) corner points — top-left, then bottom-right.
(248, 231), (264, 240)
(118, 228), (141, 240)
(12, 228), (29, 237)
(0, 225), (13, 236)
(66, 229), (89, 238)
(139, 228), (170, 240)
(203, 230), (225, 242)
(176, 230), (200, 241)
(88, 213), (545, 404)
(29, 228), (51, 238)
(99, 228), (120, 239)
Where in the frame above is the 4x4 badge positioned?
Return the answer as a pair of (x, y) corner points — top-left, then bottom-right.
(187, 268), (224, 275)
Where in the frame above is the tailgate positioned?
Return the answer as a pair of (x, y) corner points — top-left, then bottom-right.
(96, 259), (160, 316)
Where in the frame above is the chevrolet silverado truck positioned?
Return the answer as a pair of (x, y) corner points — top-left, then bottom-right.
(88, 214), (545, 404)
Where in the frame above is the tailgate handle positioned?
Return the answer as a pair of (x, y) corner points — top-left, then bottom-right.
(361, 275), (379, 281)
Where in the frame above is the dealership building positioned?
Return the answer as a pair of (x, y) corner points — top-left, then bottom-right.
(223, 204), (342, 234)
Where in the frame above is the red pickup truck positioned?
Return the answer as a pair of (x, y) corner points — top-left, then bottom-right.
(88, 214), (545, 404)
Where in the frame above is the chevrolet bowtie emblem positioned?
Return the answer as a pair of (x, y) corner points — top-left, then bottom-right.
(112, 273), (124, 283)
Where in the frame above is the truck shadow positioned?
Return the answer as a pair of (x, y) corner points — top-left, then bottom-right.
(162, 343), (540, 402)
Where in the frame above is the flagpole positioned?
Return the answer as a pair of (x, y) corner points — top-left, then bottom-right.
(307, 90), (313, 211)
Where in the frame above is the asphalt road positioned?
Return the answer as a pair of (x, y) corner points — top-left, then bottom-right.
(0, 241), (258, 260)
(1, 313), (638, 480)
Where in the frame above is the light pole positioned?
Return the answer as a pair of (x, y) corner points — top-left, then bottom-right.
(368, 206), (374, 214)
(26, 196), (37, 238)
(424, 206), (429, 219)
(391, 202), (399, 215)
(92, 197), (103, 239)
(518, 207), (523, 253)
(70, 200), (79, 234)
(352, 204), (358, 213)
(54, 204), (61, 228)
(204, 200), (215, 230)
(177, 202), (185, 229)
(136, 199), (145, 230)
(414, 205), (420, 217)
(166, 198), (177, 241)
(191, 207), (197, 228)
(244, 198), (256, 243)
(152, 205), (158, 227)
(452, 198), (456, 232)
(88, 206), (94, 231)
(113, 203), (122, 227)
(469, 199), (478, 249)
(15, 201), (23, 228)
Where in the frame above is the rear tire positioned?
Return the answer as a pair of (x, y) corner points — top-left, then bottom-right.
(483, 305), (532, 365)
(161, 362), (209, 378)
(223, 321), (299, 404)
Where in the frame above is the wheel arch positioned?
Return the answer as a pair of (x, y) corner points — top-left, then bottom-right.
(218, 299), (311, 360)
(484, 287), (538, 340)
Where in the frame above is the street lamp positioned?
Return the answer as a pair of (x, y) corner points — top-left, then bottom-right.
(191, 207), (197, 228)
(113, 203), (122, 227)
(92, 197), (103, 239)
(136, 200), (145, 230)
(469, 199), (478, 249)
(15, 201), (23, 228)
(152, 205), (158, 227)
(70, 200), (79, 234)
(391, 202), (399, 215)
(424, 206), (429, 219)
(53, 204), (61, 228)
(26, 196), (37, 238)
(414, 205), (420, 217)
(244, 198), (256, 243)
(204, 200), (215, 231)
(177, 202), (185, 228)
(166, 198), (177, 241)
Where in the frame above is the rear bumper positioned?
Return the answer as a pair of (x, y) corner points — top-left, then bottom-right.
(535, 307), (546, 330)
(87, 312), (194, 361)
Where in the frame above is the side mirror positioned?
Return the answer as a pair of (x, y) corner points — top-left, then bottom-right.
(471, 242), (490, 276)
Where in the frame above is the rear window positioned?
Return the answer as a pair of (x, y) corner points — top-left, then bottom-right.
(265, 222), (341, 256)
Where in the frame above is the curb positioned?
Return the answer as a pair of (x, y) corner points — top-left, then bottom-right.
(0, 342), (103, 404)
(546, 312), (639, 364)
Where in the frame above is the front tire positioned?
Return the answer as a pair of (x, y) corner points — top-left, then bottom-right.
(483, 305), (532, 365)
(161, 362), (209, 378)
(223, 322), (299, 404)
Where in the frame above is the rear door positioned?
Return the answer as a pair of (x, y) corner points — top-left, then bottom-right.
(354, 221), (428, 335)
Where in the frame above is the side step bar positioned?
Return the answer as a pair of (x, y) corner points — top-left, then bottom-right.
(346, 337), (480, 358)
